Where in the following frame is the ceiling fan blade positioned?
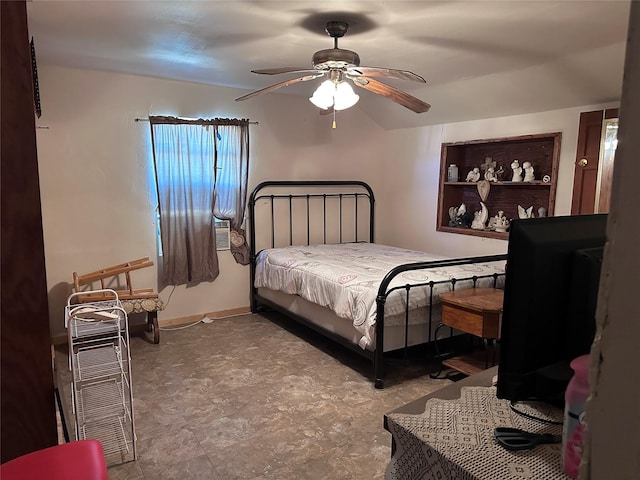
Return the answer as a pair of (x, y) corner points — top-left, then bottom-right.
(252, 67), (320, 75)
(235, 73), (325, 102)
(352, 77), (431, 113)
(347, 66), (426, 83)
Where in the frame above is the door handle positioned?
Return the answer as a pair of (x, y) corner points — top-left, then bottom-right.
(577, 158), (588, 167)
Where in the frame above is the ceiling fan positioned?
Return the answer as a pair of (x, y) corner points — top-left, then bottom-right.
(235, 21), (431, 114)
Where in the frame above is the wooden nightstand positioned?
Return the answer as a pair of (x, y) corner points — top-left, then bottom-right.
(437, 288), (504, 376)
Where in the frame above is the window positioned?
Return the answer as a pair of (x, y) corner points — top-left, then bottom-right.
(149, 117), (249, 288)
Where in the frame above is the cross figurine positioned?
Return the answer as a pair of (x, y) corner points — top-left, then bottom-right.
(480, 156), (496, 172)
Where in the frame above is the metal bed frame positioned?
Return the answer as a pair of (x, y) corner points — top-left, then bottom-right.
(248, 180), (507, 388)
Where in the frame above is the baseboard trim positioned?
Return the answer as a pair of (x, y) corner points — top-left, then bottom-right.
(159, 306), (252, 328)
(50, 306), (252, 345)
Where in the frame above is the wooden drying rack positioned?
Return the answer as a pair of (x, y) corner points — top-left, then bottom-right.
(72, 257), (163, 343)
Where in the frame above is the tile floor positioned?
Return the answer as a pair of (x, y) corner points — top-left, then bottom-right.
(56, 312), (453, 479)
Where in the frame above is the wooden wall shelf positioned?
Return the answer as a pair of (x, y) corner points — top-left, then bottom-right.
(437, 132), (561, 239)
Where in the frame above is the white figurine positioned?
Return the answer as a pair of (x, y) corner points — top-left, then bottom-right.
(471, 202), (489, 230)
(518, 205), (534, 219)
(523, 161), (535, 182)
(494, 211), (509, 232)
(448, 206), (459, 226)
(448, 203), (467, 227)
(511, 160), (523, 182)
(484, 166), (498, 182)
(465, 167), (480, 182)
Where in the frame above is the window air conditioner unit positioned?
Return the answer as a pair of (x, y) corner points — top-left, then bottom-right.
(215, 220), (231, 251)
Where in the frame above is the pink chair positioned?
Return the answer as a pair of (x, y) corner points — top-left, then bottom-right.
(0, 440), (107, 480)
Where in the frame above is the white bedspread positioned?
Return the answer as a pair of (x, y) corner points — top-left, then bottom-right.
(255, 243), (505, 349)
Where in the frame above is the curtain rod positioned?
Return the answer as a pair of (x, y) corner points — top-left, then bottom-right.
(135, 117), (258, 125)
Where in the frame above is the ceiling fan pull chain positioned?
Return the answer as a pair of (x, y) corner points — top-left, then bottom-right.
(332, 109), (337, 129)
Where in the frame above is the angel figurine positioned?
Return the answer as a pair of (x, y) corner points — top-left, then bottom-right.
(511, 160), (523, 182)
(471, 202), (489, 230)
(448, 203), (467, 227)
(465, 167), (481, 182)
(493, 211), (509, 232)
(484, 166), (498, 182)
(448, 206), (459, 227)
(518, 205), (534, 219)
(523, 161), (535, 182)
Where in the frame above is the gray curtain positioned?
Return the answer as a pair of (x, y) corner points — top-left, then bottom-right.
(150, 116), (251, 289)
(213, 121), (250, 265)
(150, 119), (219, 289)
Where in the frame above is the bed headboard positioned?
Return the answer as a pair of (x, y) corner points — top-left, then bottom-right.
(248, 180), (375, 256)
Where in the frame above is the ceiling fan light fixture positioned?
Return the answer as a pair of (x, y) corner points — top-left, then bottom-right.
(309, 80), (359, 111)
(309, 80), (336, 109)
(333, 81), (359, 110)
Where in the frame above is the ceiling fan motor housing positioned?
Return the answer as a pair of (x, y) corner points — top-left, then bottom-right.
(312, 48), (360, 69)
(325, 21), (349, 38)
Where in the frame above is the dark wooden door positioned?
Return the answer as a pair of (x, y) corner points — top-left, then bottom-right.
(1, 1), (58, 461)
(571, 109), (618, 215)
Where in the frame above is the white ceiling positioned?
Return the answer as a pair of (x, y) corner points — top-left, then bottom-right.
(27, 0), (631, 130)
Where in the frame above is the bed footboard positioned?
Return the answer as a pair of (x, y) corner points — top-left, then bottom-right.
(373, 254), (507, 388)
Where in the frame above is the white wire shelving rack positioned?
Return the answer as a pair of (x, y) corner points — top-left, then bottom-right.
(65, 289), (136, 465)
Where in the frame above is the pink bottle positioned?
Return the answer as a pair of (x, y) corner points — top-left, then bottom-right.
(562, 354), (591, 478)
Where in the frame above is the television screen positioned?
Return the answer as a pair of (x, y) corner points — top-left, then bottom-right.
(496, 214), (607, 406)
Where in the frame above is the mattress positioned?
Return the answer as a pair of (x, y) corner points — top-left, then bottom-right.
(257, 286), (440, 352)
(255, 243), (505, 350)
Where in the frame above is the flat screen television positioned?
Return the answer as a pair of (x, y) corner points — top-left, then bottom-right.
(496, 214), (608, 406)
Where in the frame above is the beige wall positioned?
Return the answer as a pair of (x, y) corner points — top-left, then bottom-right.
(36, 66), (385, 338)
(377, 104), (618, 256)
(37, 64), (617, 340)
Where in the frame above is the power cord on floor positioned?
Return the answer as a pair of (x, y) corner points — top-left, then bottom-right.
(162, 285), (176, 308)
(158, 311), (253, 331)
(156, 284), (195, 330)
(159, 318), (205, 331)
